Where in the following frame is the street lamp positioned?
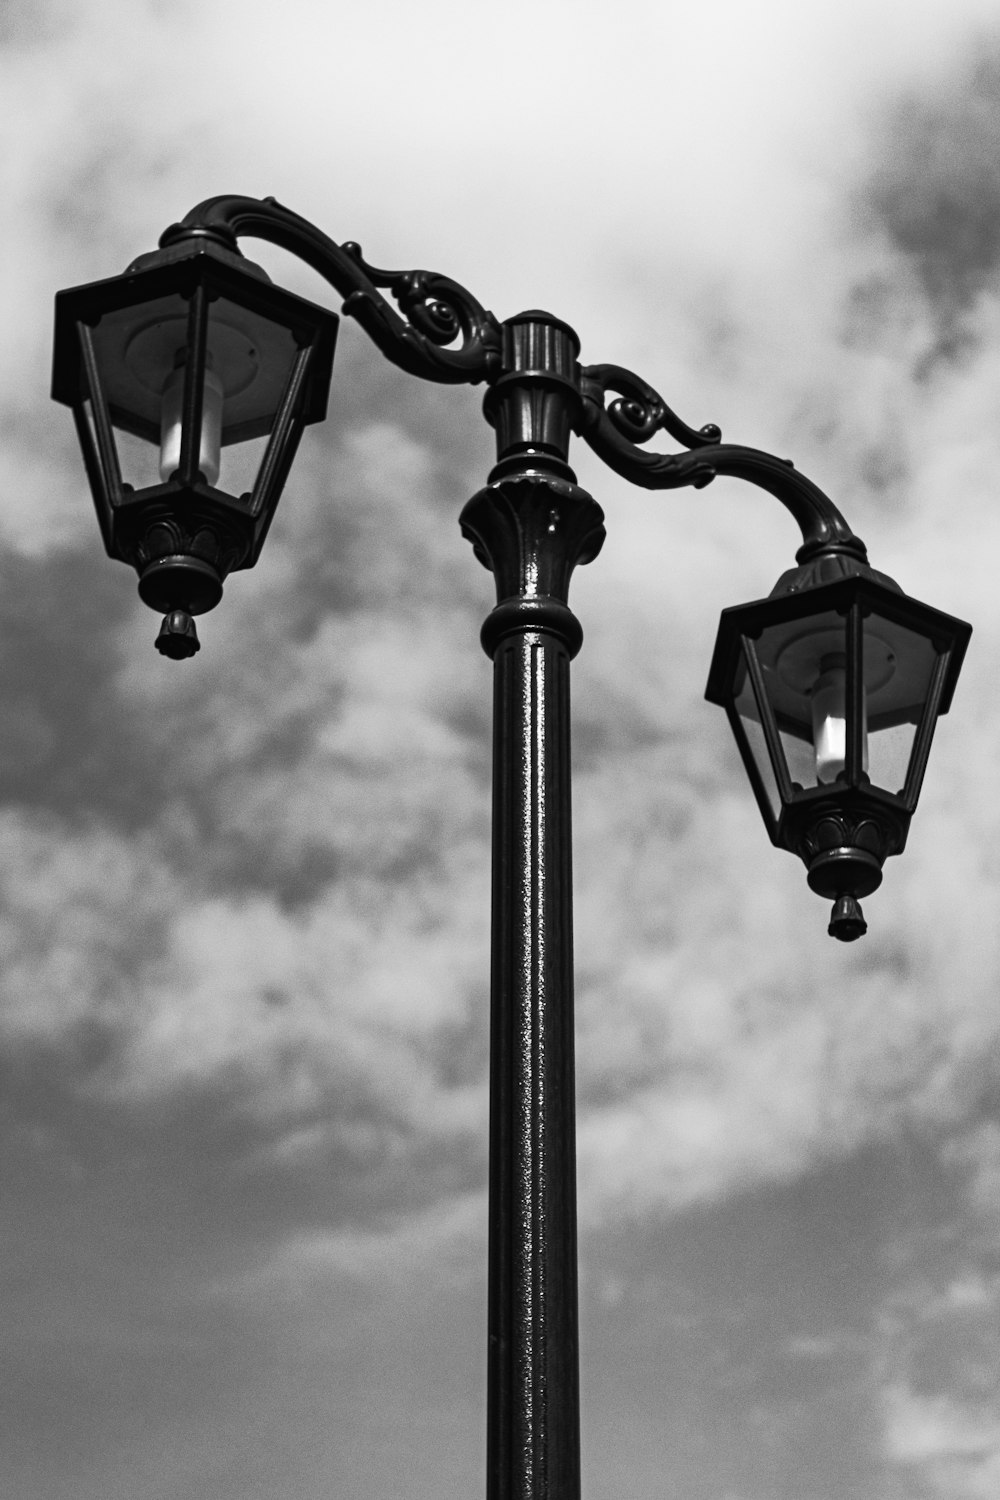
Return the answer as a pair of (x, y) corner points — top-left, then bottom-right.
(51, 195), (971, 1500)
(51, 229), (338, 657)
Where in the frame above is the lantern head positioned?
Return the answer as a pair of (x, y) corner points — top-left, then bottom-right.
(705, 553), (971, 940)
(52, 233), (338, 657)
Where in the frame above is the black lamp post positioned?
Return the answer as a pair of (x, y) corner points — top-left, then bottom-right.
(51, 196), (971, 1500)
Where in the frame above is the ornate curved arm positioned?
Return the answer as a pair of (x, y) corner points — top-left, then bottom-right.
(582, 363), (723, 452)
(580, 363), (868, 564)
(160, 195), (503, 386)
(154, 204), (867, 563)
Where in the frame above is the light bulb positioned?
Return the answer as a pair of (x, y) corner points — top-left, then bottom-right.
(159, 362), (223, 485)
(811, 654), (867, 784)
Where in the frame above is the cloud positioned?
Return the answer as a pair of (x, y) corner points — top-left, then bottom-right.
(864, 43), (1000, 340)
(884, 1384), (1000, 1495)
(223, 1188), (488, 1302)
(8, 8), (1000, 1496)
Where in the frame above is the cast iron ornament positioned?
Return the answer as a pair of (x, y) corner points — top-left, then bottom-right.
(159, 198), (504, 384)
(52, 195), (972, 949)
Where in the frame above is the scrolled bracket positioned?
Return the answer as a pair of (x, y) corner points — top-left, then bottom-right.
(582, 363), (722, 453)
(159, 196), (503, 387)
(579, 362), (868, 565)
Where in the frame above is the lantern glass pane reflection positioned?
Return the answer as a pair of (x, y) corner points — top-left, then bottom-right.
(865, 617), (940, 796)
(733, 648), (782, 822)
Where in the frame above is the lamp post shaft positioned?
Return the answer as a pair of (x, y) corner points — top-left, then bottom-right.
(487, 620), (580, 1500)
(461, 311), (605, 1499)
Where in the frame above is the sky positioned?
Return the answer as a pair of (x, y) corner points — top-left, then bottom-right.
(3, 0), (1000, 1496)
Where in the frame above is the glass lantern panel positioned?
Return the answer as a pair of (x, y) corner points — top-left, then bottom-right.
(865, 613), (941, 796)
(778, 724), (822, 792)
(866, 720), (919, 797)
(90, 292), (302, 498)
(733, 648), (782, 822)
(215, 431), (272, 502)
(210, 295), (300, 444)
(113, 424), (164, 491)
(90, 292), (193, 441)
(209, 295), (302, 500)
(79, 389), (163, 496)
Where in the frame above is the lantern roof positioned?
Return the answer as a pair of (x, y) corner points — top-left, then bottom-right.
(706, 571), (970, 723)
(52, 235), (338, 437)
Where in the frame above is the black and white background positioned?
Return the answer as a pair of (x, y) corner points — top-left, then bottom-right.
(3, 2), (1000, 1496)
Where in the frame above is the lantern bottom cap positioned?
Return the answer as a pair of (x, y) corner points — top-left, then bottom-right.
(806, 846), (883, 901)
(137, 555), (224, 616)
(828, 893), (868, 941)
(155, 610), (200, 660)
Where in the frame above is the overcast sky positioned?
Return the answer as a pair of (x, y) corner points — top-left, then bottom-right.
(4, 1), (1000, 1496)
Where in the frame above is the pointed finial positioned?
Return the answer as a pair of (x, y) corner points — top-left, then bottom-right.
(828, 893), (867, 941)
(155, 610), (200, 660)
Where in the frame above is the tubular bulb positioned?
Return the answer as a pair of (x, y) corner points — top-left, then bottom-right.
(811, 654), (867, 784)
(159, 363), (223, 485)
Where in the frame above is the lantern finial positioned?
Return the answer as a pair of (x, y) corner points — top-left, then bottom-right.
(155, 610), (200, 659)
(828, 894), (867, 942)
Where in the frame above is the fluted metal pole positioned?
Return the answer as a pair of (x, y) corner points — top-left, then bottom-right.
(461, 312), (605, 1500)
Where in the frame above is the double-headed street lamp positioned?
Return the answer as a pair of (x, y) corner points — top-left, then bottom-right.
(52, 197), (971, 1499)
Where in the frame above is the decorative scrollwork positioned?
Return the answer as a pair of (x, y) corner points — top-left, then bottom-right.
(156, 204), (869, 564)
(160, 197), (503, 386)
(341, 246), (461, 346)
(579, 362), (868, 564)
(583, 363), (721, 451)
